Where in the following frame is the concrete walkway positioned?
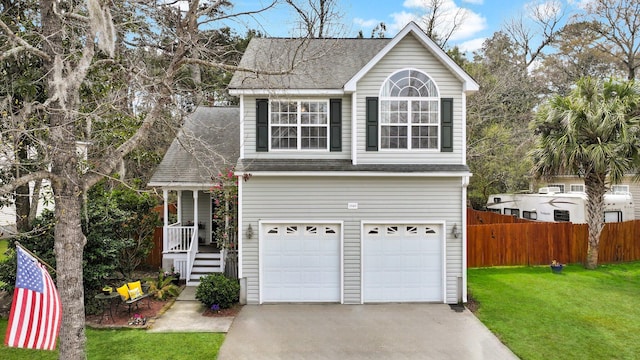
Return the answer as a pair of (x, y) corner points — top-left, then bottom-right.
(218, 304), (519, 360)
(148, 286), (234, 333)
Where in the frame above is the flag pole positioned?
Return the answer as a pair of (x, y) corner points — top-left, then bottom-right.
(14, 241), (57, 274)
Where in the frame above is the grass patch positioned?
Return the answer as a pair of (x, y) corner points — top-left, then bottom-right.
(0, 319), (225, 359)
(0, 238), (7, 288)
(0, 239), (8, 261)
(468, 262), (640, 360)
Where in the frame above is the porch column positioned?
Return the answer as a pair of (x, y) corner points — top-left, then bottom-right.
(193, 190), (199, 252)
(177, 191), (182, 223)
(163, 189), (168, 253)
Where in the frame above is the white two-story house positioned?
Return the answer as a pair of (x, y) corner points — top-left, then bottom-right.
(230, 23), (478, 304)
(227, 22), (479, 304)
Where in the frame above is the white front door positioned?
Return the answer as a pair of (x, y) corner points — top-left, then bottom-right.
(262, 223), (341, 302)
(363, 223), (443, 302)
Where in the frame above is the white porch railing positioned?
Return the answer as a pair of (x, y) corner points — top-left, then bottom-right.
(165, 223), (195, 252)
(185, 228), (199, 282)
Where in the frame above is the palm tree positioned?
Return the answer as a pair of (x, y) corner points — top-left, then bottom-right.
(530, 77), (640, 269)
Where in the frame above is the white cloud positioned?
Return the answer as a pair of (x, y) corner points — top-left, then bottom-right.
(160, 0), (189, 12)
(524, 0), (562, 21)
(353, 18), (383, 28)
(567, 0), (593, 10)
(457, 37), (486, 53)
(389, 1), (487, 43)
(388, 11), (420, 33)
(462, 0), (484, 4)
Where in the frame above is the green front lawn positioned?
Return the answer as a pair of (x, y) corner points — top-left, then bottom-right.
(0, 319), (225, 359)
(468, 262), (640, 360)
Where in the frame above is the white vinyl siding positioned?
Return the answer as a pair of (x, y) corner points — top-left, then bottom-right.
(356, 34), (464, 164)
(239, 176), (464, 304)
(242, 96), (351, 160)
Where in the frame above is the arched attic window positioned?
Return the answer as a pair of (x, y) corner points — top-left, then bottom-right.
(379, 69), (440, 149)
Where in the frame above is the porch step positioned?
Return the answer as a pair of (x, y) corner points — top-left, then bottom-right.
(187, 252), (223, 286)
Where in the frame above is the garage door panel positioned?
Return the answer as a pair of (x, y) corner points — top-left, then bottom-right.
(363, 223), (443, 302)
(262, 223), (340, 302)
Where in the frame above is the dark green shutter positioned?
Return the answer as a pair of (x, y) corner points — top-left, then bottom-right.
(330, 99), (342, 152)
(256, 99), (269, 152)
(440, 98), (453, 152)
(366, 97), (378, 151)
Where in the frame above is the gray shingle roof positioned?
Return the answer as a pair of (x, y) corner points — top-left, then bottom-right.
(236, 159), (470, 173)
(228, 38), (391, 90)
(148, 107), (240, 187)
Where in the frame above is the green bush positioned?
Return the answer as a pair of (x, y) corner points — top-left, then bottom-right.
(0, 180), (158, 315)
(195, 274), (239, 309)
(0, 210), (122, 314)
(144, 271), (180, 300)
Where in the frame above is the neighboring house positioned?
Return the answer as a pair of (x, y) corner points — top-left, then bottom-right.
(0, 142), (67, 238)
(228, 21), (479, 305)
(148, 107), (240, 282)
(0, 181), (54, 238)
(542, 175), (640, 220)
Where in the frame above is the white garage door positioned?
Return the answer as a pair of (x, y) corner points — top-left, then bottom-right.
(363, 223), (443, 302)
(262, 223), (341, 302)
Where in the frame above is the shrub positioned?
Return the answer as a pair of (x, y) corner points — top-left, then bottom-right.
(144, 271), (180, 300)
(195, 273), (239, 309)
(0, 210), (122, 314)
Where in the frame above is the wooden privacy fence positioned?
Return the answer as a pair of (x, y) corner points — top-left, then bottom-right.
(144, 227), (163, 269)
(467, 208), (640, 267)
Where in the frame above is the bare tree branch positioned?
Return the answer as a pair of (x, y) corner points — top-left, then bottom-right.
(0, 18), (51, 61)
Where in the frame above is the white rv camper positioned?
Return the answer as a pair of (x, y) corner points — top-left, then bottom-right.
(486, 187), (634, 224)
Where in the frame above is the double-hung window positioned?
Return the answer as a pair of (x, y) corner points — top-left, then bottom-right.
(270, 100), (329, 150)
(380, 69), (439, 150)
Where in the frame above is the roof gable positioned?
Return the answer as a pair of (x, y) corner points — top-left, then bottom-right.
(344, 22), (478, 93)
(229, 22), (478, 94)
(148, 107), (240, 187)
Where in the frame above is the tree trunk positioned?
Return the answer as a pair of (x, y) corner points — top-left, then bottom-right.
(584, 172), (607, 269)
(41, 0), (88, 358)
(52, 178), (87, 360)
(15, 135), (31, 232)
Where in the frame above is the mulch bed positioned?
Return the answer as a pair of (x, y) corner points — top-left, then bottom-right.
(466, 296), (479, 313)
(86, 297), (173, 328)
(202, 303), (243, 318)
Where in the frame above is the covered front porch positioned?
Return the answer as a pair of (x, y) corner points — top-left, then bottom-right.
(159, 188), (237, 285)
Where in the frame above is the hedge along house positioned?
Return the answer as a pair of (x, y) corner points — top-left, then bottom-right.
(229, 22), (479, 304)
(148, 107), (240, 284)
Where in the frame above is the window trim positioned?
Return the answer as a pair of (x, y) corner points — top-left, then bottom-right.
(268, 99), (330, 151)
(554, 210), (570, 222)
(610, 184), (630, 194)
(546, 184), (565, 193)
(378, 68), (441, 151)
(569, 184), (585, 193)
(504, 208), (520, 217)
(604, 210), (622, 223)
(523, 211), (537, 220)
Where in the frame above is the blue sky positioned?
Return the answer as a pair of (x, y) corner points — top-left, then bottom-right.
(226, 0), (588, 53)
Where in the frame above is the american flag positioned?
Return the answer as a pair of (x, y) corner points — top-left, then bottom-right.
(4, 246), (62, 350)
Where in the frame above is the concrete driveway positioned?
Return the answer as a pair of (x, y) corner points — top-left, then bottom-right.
(218, 304), (518, 360)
